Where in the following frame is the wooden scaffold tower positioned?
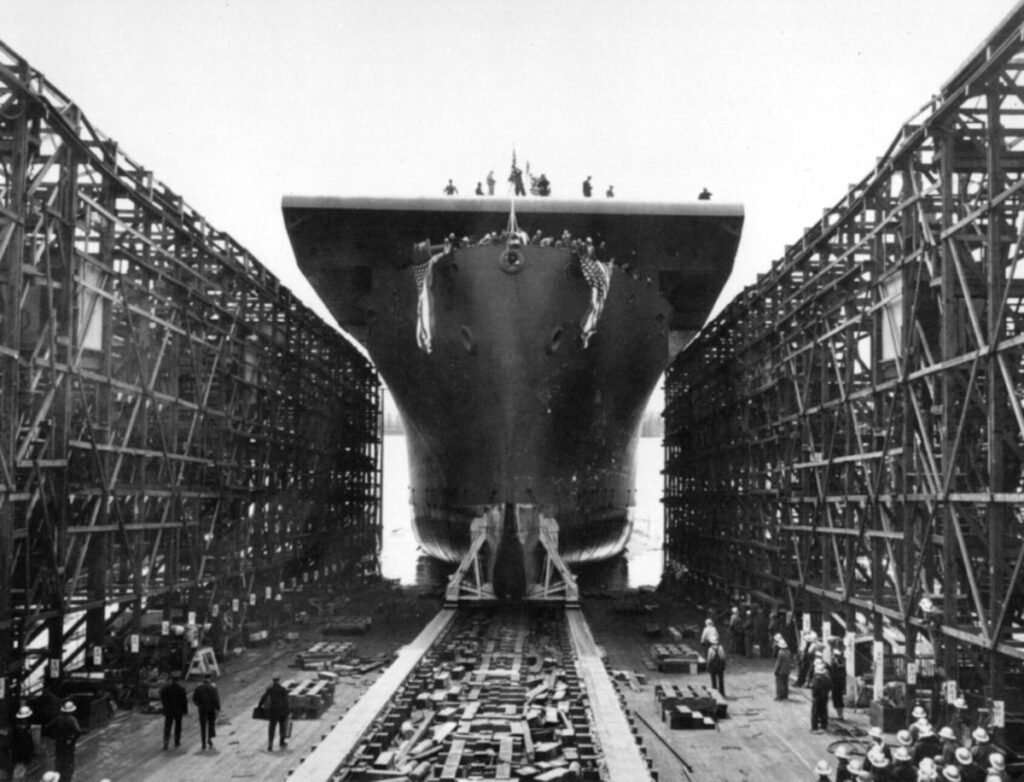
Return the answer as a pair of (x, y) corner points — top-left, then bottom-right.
(0, 39), (382, 730)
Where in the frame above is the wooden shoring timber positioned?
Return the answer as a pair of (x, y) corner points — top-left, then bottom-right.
(0, 36), (382, 716)
(664, 5), (1024, 740)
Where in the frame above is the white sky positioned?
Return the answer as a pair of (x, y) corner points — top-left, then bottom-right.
(5, 0), (1022, 327)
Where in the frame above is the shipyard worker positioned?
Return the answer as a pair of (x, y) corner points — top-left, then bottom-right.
(706, 642), (726, 696)
(32, 685), (62, 726)
(939, 726), (959, 766)
(582, 176), (593, 198)
(868, 725), (892, 761)
(949, 697), (971, 745)
(509, 165), (526, 196)
(742, 609), (756, 656)
(845, 757), (865, 782)
(259, 675), (291, 751)
(891, 747), (916, 782)
(829, 649), (847, 720)
(985, 754), (1010, 782)
(486, 170), (496, 195)
(914, 723), (942, 768)
(159, 671), (188, 750)
(11, 705), (35, 780)
(475, 182), (484, 196)
(809, 659), (832, 733)
(918, 758), (940, 782)
(698, 187), (712, 200)
(43, 701), (82, 782)
(699, 618), (719, 651)
(536, 174), (551, 197)
(971, 728), (998, 771)
(606, 185), (615, 198)
(192, 671), (221, 750)
(866, 747), (891, 779)
(834, 745), (854, 782)
(727, 606), (744, 655)
(795, 630), (818, 688)
(943, 766), (964, 782)
(768, 612), (786, 658)
(955, 746), (984, 782)
(443, 179), (458, 196)
(814, 759), (832, 782)
(41, 773), (61, 782)
(773, 637), (793, 700)
(909, 705), (928, 740)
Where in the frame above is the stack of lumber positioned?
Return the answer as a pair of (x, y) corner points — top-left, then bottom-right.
(650, 642), (705, 673)
(655, 682), (728, 728)
(293, 641), (355, 669)
(281, 676), (336, 719)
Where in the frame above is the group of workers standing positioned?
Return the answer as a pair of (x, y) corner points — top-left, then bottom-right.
(443, 171), (617, 199)
(700, 611), (1017, 781)
(812, 722), (1012, 781)
(8, 692), (93, 782)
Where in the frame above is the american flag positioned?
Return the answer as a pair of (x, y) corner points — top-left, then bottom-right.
(579, 249), (612, 348)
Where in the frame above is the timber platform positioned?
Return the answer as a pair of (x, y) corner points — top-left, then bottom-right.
(51, 582), (883, 782)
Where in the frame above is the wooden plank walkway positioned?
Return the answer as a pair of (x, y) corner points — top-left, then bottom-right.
(566, 608), (653, 781)
(586, 599), (879, 782)
(288, 608), (457, 782)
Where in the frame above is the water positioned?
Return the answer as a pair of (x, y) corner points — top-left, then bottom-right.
(379, 434), (665, 589)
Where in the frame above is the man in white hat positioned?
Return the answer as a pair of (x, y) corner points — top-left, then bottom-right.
(914, 721), (943, 767)
(773, 636), (793, 700)
(918, 757), (939, 782)
(972, 727), (998, 770)
(11, 705), (35, 780)
(939, 725), (960, 766)
(867, 747), (891, 775)
(809, 658), (832, 733)
(40, 773), (60, 782)
(833, 744), (853, 782)
(868, 725), (892, 760)
(987, 752), (1011, 782)
(814, 759), (832, 781)
(909, 705), (928, 740)
(950, 696), (971, 743)
(955, 745), (982, 782)
(891, 745), (914, 781)
(943, 765), (963, 782)
(700, 617), (719, 653)
(43, 701), (82, 782)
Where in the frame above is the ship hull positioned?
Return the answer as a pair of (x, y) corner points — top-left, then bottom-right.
(283, 197), (743, 583)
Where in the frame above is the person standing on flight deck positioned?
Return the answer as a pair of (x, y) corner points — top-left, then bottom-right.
(486, 170), (496, 195)
(582, 176), (593, 197)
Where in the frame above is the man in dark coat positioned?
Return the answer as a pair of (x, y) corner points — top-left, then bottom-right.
(259, 675), (291, 751)
(913, 722), (943, 767)
(773, 637), (793, 700)
(728, 606), (745, 656)
(767, 611), (785, 658)
(829, 650), (847, 720)
(11, 704), (35, 780)
(192, 672), (221, 750)
(159, 671), (189, 750)
(809, 659), (831, 733)
(44, 701), (83, 782)
(706, 642), (726, 696)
